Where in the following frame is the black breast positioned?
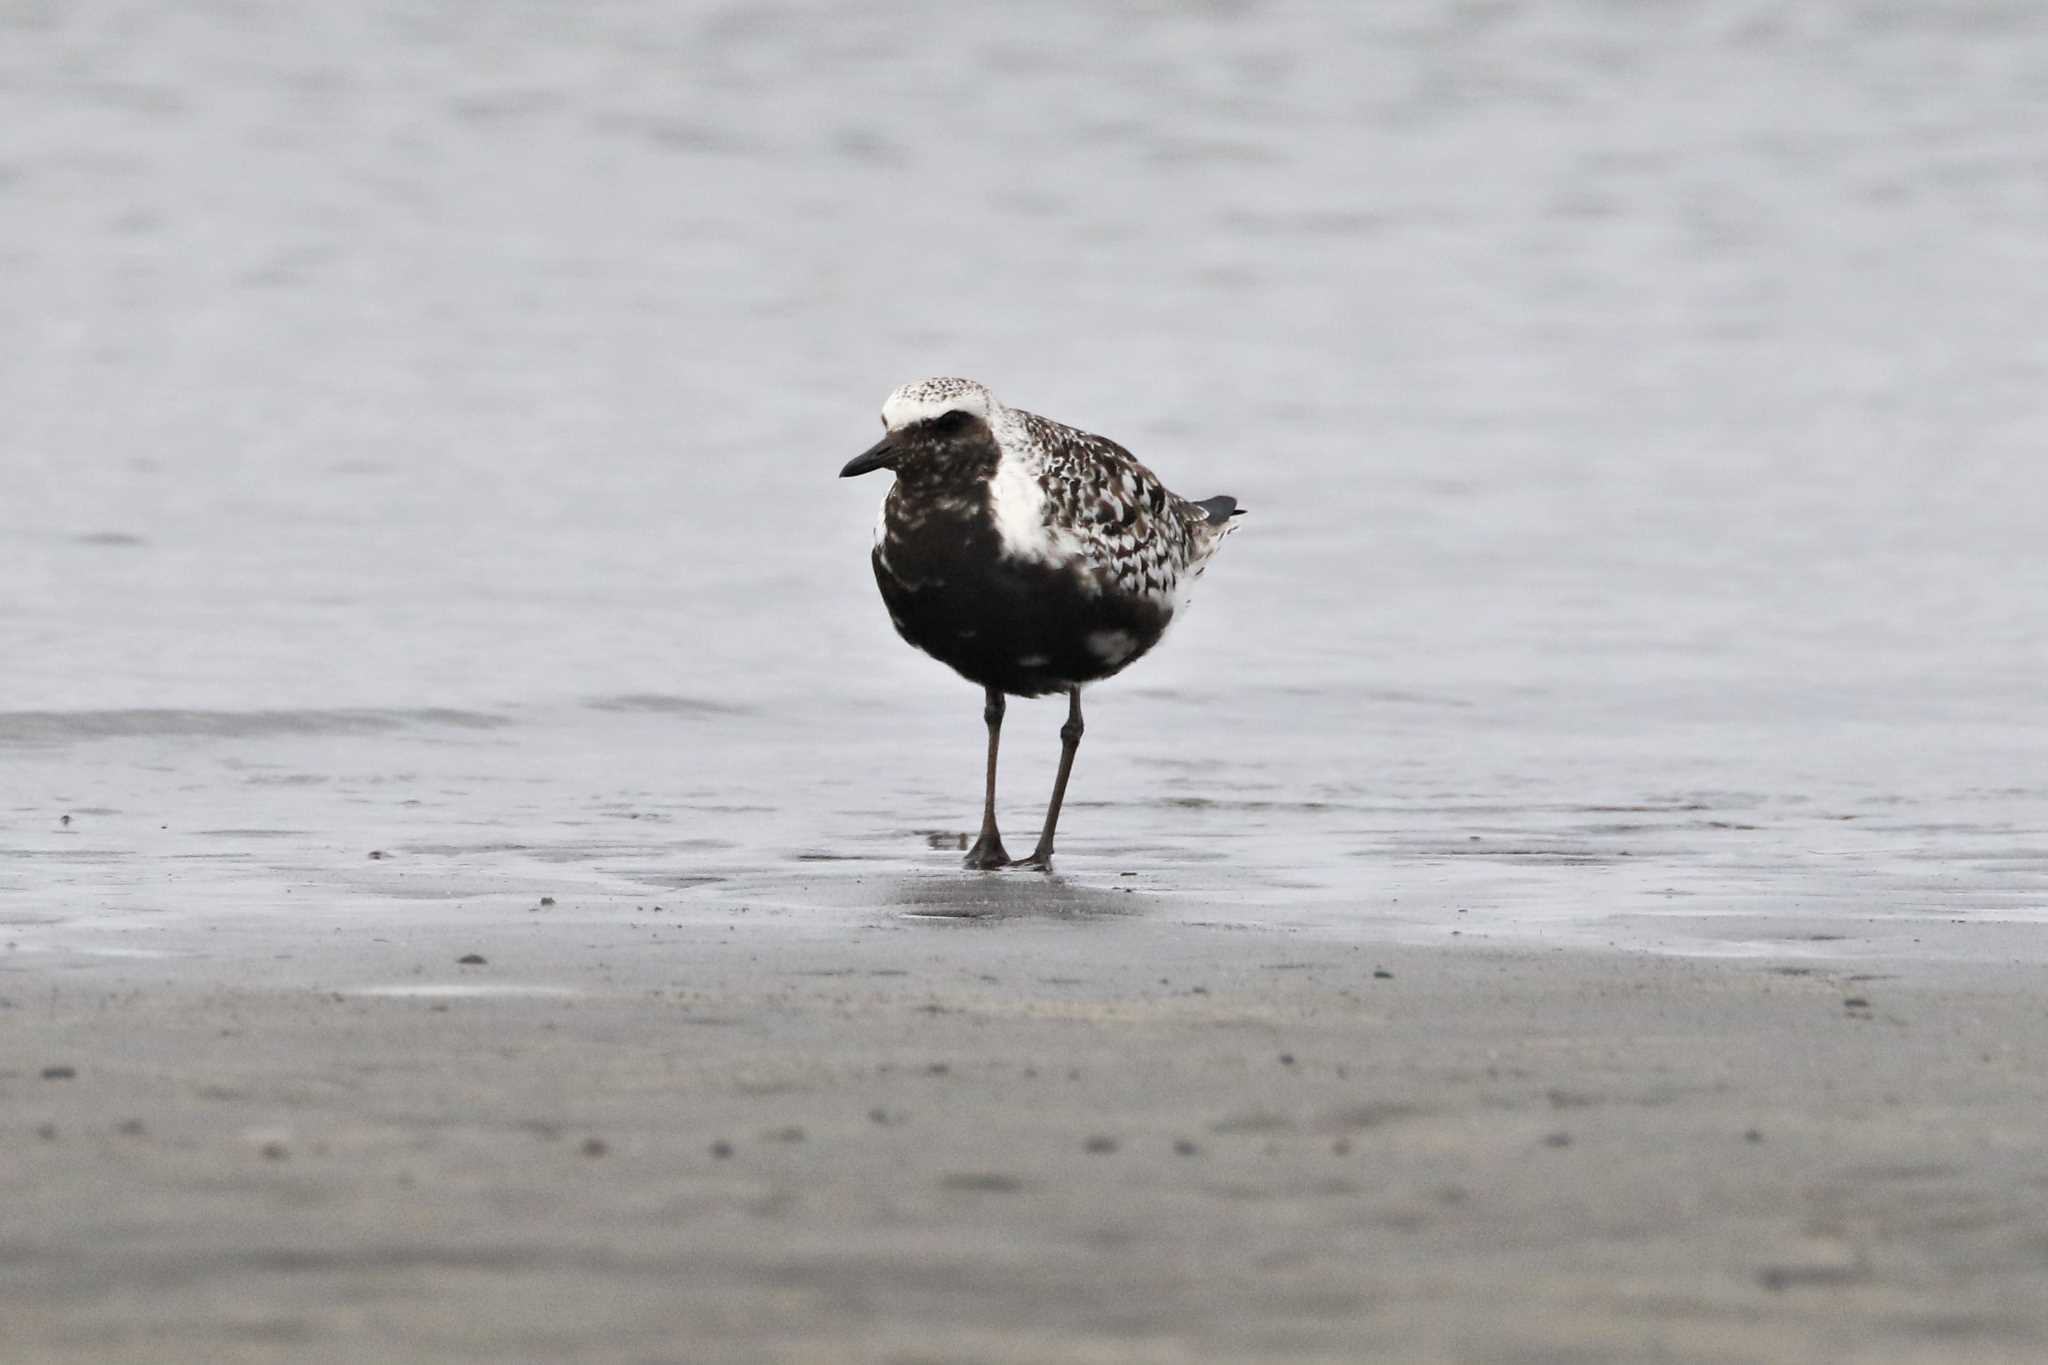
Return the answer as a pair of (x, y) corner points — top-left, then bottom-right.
(872, 476), (1170, 699)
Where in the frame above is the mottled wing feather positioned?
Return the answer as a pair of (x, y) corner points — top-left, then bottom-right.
(1007, 409), (1217, 608)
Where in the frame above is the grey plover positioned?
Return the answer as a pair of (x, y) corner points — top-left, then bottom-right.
(840, 377), (1241, 870)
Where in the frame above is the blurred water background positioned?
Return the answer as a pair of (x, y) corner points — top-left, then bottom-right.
(4, 0), (2046, 953)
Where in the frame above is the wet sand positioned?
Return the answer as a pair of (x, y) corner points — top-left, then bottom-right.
(9, 867), (2048, 1365)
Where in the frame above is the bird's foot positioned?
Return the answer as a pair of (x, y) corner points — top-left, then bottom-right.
(962, 832), (1011, 871)
(1011, 848), (1055, 873)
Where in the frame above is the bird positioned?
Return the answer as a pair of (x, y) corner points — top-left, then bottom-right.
(839, 377), (1241, 871)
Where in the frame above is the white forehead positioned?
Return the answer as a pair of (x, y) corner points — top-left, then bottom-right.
(880, 377), (996, 432)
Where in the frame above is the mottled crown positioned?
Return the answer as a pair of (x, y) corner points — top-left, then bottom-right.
(880, 377), (997, 432)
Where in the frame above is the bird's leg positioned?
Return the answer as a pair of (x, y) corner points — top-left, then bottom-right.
(963, 686), (1011, 870)
(1018, 688), (1084, 871)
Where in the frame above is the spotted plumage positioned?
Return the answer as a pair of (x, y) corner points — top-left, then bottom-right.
(839, 377), (1241, 870)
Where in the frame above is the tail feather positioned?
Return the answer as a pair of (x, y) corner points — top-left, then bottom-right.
(1191, 495), (1243, 525)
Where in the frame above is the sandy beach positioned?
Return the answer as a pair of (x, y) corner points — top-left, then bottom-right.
(10, 874), (2048, 1364)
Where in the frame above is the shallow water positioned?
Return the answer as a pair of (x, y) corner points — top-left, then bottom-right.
(4, 1), (2046, 961)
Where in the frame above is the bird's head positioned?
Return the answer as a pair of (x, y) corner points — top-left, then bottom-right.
(839, 377), (999, 479)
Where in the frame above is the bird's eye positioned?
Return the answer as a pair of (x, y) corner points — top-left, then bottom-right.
(933, 410), (973, 434)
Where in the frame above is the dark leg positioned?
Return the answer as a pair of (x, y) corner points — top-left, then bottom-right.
(1018, 688), (1084, 871)
(963, 686), (1011, 870)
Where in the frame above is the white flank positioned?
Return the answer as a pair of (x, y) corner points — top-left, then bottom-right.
(986, 450), (1063, 565)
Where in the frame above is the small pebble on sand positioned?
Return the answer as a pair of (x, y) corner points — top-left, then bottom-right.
(1084, 1135), (1118, 1154)
(458, 954), (486, 965)
(41, 1065), (76, 1081)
